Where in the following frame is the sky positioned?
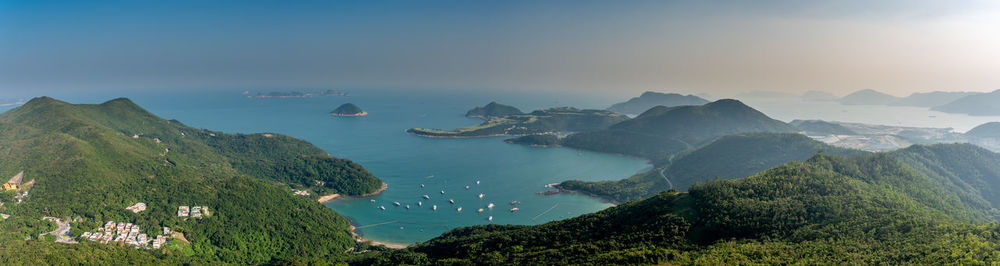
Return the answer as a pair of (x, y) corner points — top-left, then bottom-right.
(2, 0), (999, 98)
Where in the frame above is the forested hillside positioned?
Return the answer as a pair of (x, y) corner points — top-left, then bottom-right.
(560, 133), (864, 202)
(0, 97), (382, 264)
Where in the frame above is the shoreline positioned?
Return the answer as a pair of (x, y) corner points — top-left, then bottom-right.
(318, 182), (388, 203)
(404, 129), (510, 139)
(349, 225), (409, 249)
(330, 111), (368, 117)
(539, 184), (621, 205)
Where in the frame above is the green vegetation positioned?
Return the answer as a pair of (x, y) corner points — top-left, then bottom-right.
(607, 91), (709, 115)
(790, 119), (857, 135)
(0, 97), (382, 264)
(504, 134), (560, 146)
(330, 103), (365, 116)
(563, 99), (797, 160)
(367, 145), (1000, 264)
(560, 133), (863, 202)
(465, 101), (523, 119)
(408, 107), (627, 137)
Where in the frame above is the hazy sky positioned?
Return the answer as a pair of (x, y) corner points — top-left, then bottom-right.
(2, 0), (999, 97)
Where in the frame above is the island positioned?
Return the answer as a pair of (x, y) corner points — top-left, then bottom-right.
(250, 89), (348, 98)
(330, 103), (368, 116)
(407, 105), (627, 138)
(932, 89), (1000, 116)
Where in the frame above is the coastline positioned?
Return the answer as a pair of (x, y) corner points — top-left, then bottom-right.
(330, 111), (368, 117)
(404, 129), (509, 139)
(349, 225), (409, 249)
(539, 183), (621, 205)
(317, 182), (388, 203)
(317, 194), (341, 203)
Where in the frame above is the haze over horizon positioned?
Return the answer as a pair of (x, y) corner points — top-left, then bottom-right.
(2, 0), (999, 97)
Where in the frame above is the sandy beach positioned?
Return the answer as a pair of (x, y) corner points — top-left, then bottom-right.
(318, 182), (387, 203)
(317, 194), (341, 203)
(350, 225), (408, 249)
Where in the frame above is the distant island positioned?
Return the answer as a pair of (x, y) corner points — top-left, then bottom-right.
(330, 103), (368, 116)
(607, 91), (709, 115)
(932, 89), (1000, 116)
(249, 90), (348, 98)
(408, 103), (627, 138)
(466, 101), (523, 120)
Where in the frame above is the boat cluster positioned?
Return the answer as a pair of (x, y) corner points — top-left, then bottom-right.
(371, 179), (521, 221)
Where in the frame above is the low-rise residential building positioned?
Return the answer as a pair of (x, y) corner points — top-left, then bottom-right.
(125, 202), (147, 213)
(177, 206), (189, 217)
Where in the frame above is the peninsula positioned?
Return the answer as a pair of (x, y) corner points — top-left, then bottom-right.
(408, 104), (627, 138)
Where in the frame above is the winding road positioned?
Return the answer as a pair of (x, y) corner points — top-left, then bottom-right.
(42, 217), (76, 244)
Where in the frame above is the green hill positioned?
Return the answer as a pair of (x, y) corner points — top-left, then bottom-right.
(330, 103), (366, 116)
(504, 134), (560, 146)
(368, 145), (1000, 265)
(408, 107), (627, 138)
(607, 91), (709, 115)
(562, 99), (797, 160)
(560, 133), (864, 202)
(465, 102), (523, 119)
(0, 97), (383, 264)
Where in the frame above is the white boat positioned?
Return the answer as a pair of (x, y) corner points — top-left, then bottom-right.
(440, 190), (445, 194)
(476, 180), (481, 185)
(478, 193), (484, 199)
(488, 216), (493, 222)
(418, 202), (423, 206)
(487, 203), (495, 209)
(422, 195), (430, 199)
(510, 207), (519, 212)
(420, 184), (425, 188)
(465, 185), (470, 190)
(393, 202), (401, 206)
(449, 199), (455, 204)
(432, 205), (437, 211)
(477, 208), (484, 213)
(379, 206), (386, 210)
(370, 199), (375, 203)
(457, 207), (463, 212)
(510, 201), (518, 205)
(406, 205), (410, 209)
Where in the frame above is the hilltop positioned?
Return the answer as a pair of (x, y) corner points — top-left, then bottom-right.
(465, 102), (523, 119)
(606, 91), (709, 115)
(0, 97), (383, 264)
(933, 89), (1000, 116)
(330, 103), (367, 116)
(368, 144), (1000, 264)
(559, 133), (863, 202)
(562, 99), (797, 160)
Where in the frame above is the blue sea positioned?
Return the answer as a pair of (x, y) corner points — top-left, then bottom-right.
(6, 88), (652, 245)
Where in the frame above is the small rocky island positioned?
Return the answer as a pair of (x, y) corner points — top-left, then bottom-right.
(330, 103), (368, 116)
